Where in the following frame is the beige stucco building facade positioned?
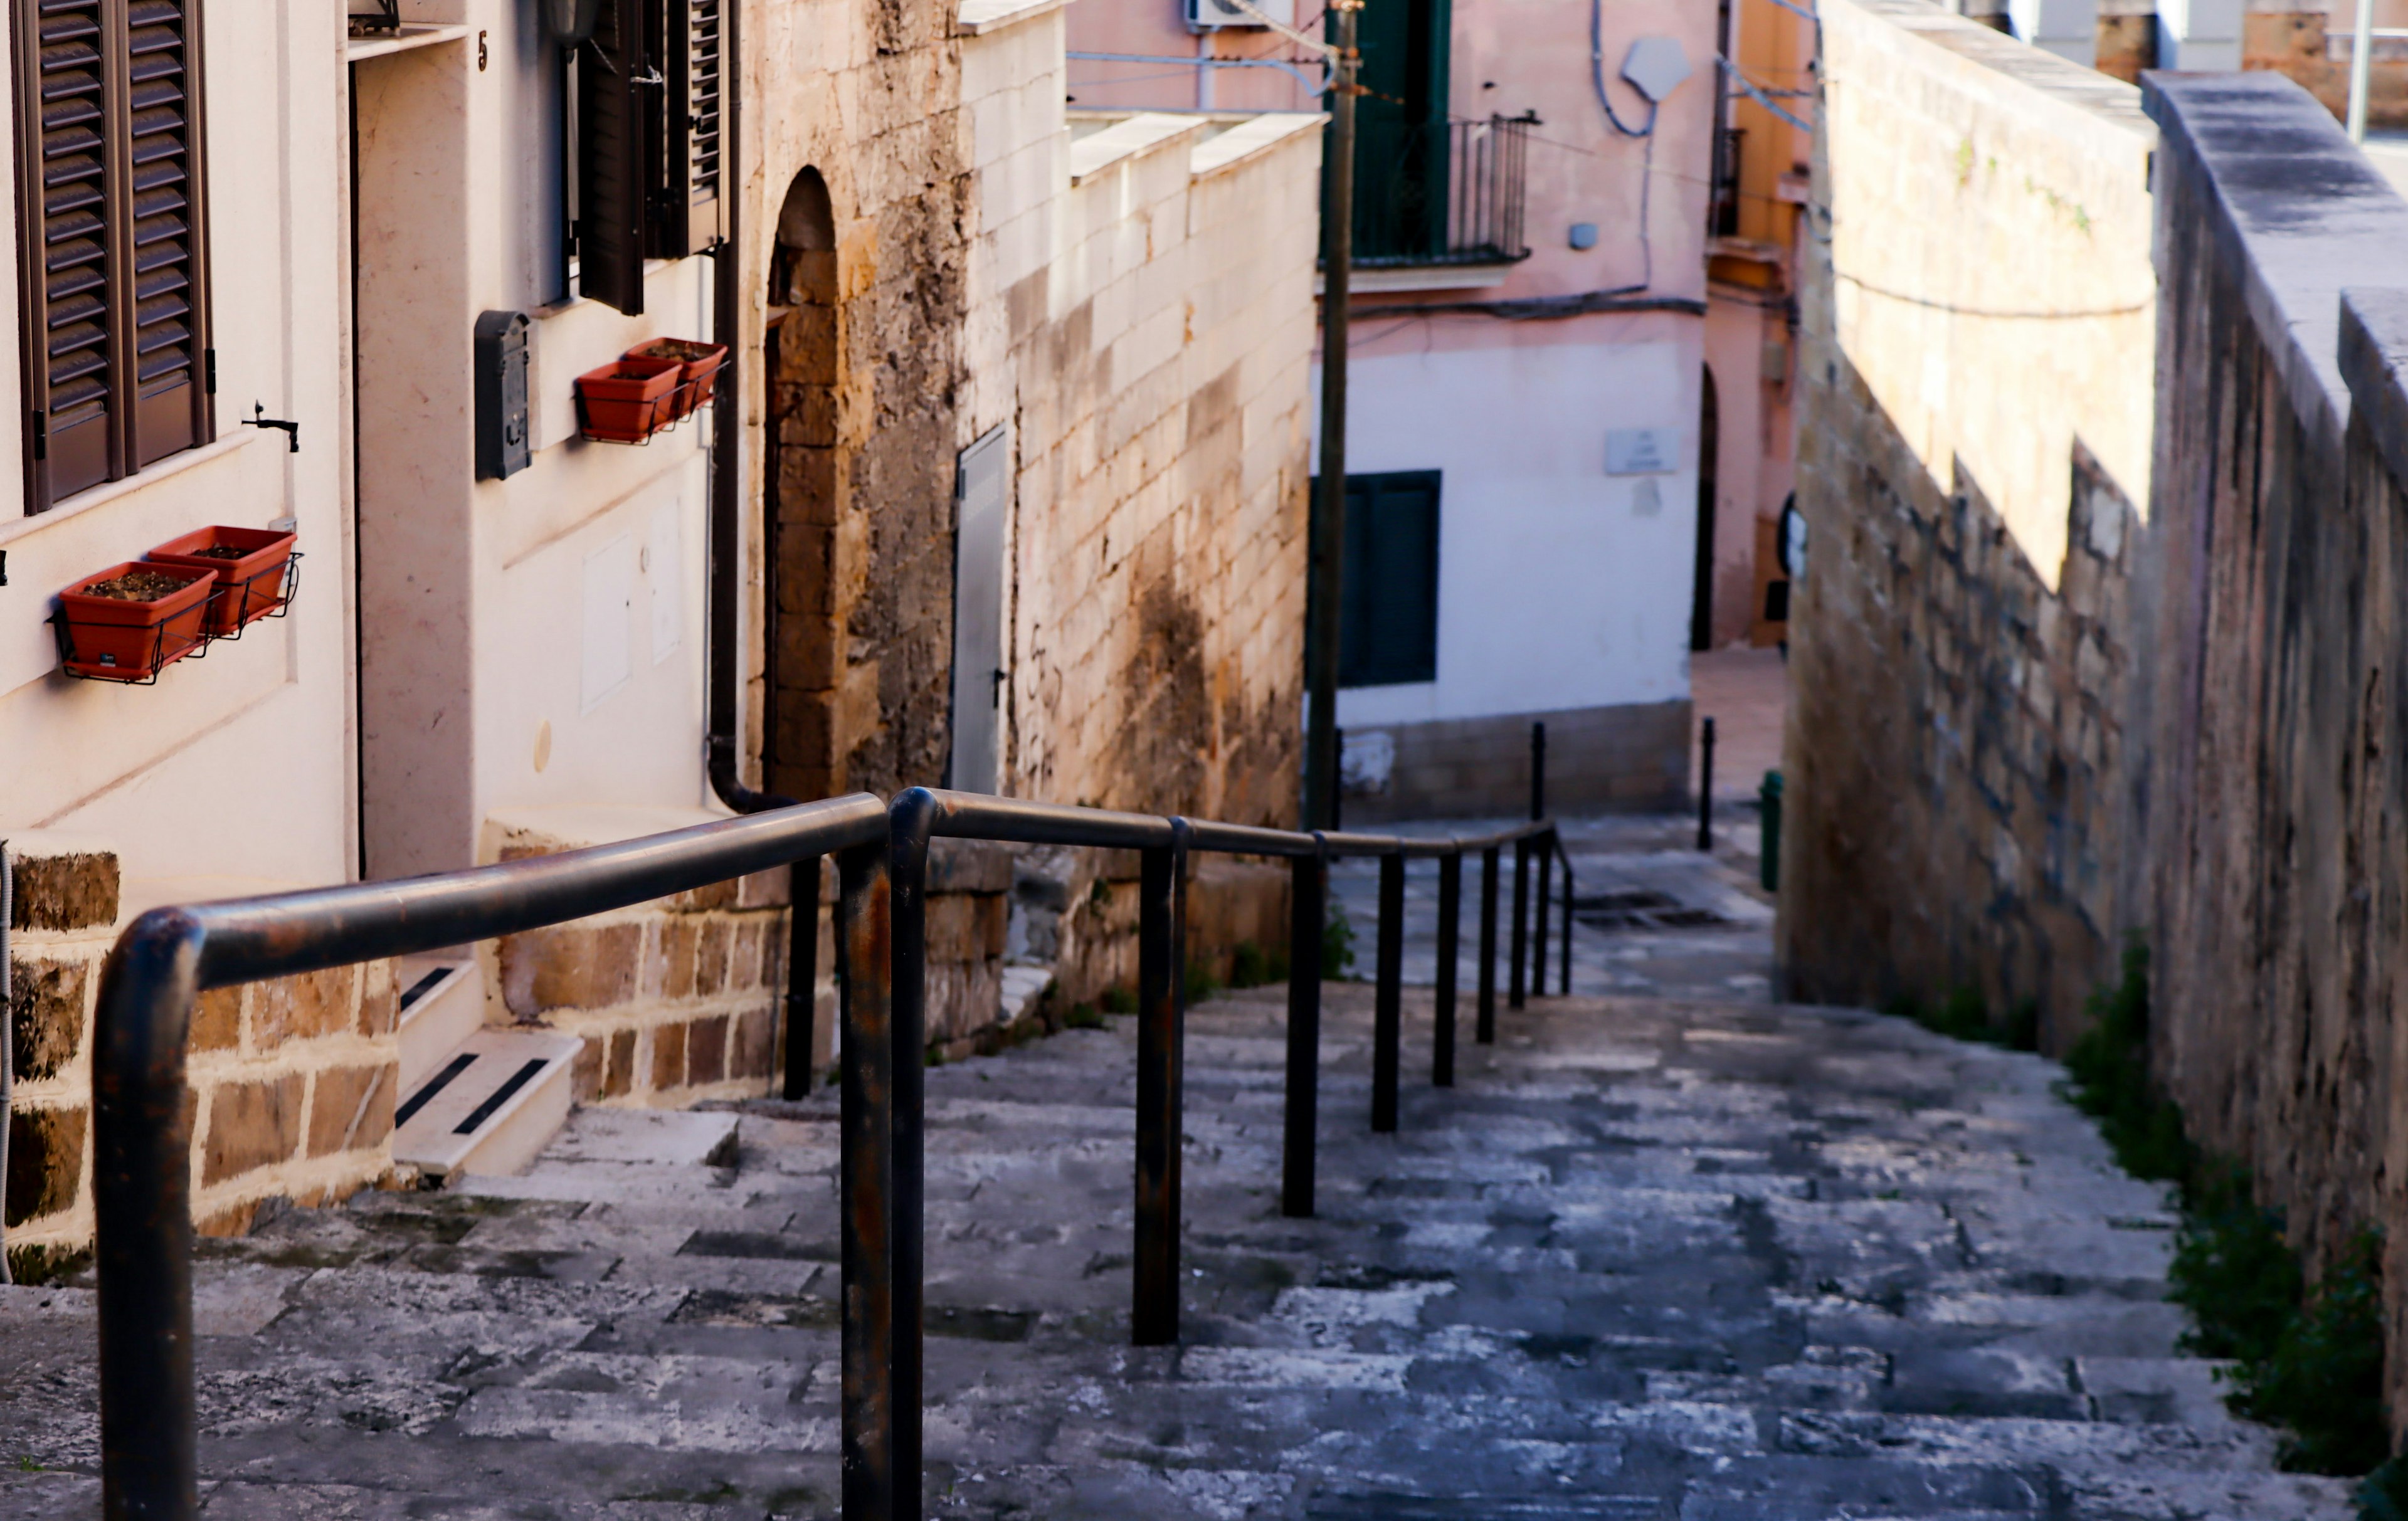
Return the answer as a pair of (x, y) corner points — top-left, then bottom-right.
(1, 0), (1318, 1273)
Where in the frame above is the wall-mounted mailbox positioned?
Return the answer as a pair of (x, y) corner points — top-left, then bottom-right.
(474, 310), (531, 481)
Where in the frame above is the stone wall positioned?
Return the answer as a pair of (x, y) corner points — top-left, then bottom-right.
(2133, 75), (2408, 1432)
(1779, 0), (2155, 1034)
(5, 838), (398, 1279)
(1336, 702), (1691, 824)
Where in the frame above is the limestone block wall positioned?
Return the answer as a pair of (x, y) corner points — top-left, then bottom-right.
(1779, 0), (2155, 1032)
(5, 838), (398, 1278)
(2132, 76), (2408, 1427)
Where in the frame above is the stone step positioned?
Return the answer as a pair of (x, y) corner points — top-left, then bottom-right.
(392, 957), (480, 1094)
(391, 1026), (579, 1180)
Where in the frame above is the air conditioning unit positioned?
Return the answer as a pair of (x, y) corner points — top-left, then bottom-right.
(1186, 0), (1295, 29)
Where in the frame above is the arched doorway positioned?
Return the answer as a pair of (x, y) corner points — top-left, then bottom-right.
(1690, 364), (1721, 653)
(764, 169), (842, 800)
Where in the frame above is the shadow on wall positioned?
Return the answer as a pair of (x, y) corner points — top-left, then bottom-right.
(1777, 344), (2144, 1051)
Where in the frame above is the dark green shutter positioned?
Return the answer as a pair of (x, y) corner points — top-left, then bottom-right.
(578, 0), (646, 313)
(1309, 470), (1442, 689)
(653, 0), (721, 257)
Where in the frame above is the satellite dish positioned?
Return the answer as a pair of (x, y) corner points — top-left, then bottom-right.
(1622, 36), (1692, 104)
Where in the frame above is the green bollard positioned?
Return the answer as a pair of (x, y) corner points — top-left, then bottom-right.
(1759, 771), (1783, 893)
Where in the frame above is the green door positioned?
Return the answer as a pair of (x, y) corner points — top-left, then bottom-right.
(1345, 0), (1451, 263)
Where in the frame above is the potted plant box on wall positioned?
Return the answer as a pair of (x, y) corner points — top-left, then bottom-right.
(626, 339), (728, 421)
(574, 354), (684, 444)
(145, 525), (300, 636)
(54, 562), (217, 683)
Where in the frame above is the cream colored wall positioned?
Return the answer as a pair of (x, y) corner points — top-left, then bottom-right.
(1820, 0), (2155, 586)
(0, 3), (357, 898)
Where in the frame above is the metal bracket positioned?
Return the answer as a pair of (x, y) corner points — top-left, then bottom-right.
(241, 401), (300, 454)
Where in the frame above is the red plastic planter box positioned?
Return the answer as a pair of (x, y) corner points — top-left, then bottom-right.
(145, 525), (298, 635)
(626, 339), (729, 421)
(574, 355), (684, 443)
(56, 562), (216, 682)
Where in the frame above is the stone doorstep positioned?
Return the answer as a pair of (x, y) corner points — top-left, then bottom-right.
(391, 1027), (581, 1180)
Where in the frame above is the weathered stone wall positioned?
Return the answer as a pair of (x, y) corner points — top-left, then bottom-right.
(746, 0), (974, 804)
(2133, 75), (2408, 1432)
(5, 838), (398, 1278)
(1779, 0), (2155, 1033)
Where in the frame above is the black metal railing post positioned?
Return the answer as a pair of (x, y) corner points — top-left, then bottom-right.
(1371, 849), (1405, 1132)
(1533, 834), (1552, 998)
(1508, 838), (1529, 1010)
(1698, 715), (1717, 853)
(1557, 837), (1573, 996)
(1283, 845), (1324, 1218)
(1434, 849), (1460, 1086)
(1477, 845), (1499, 1042)
(92, 913), (206, 1521)
(837, 839), (896, 1521)
(784, 856), (822, 1098)
(1133, 819), (1190, 1345)
(883, 794), (936, 1521)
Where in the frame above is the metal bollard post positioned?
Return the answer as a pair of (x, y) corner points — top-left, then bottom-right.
(1533, 835), (1552, 999)
(1282, 849), (1324, 1218)
(1508, 838), (1529, 1010)
(837, 840), (898, 1521)
(783, 855), (821, 1099)
(1133, 822), (1190, 1345)
(1477, 846), (1499, 1043)
(1698, 715), (1716, 853)
(1434, 850), (1461, 1086)
(1372, 851), (1405, 1132)
(1530, 720), (1547, 819)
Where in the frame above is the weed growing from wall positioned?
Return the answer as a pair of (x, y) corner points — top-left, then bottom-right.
(1323, 907), (1357, 979)
(2062, 945), (2391, 1482)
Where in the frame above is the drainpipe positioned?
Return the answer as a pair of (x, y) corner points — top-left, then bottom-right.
(702, 0), (821, 1097)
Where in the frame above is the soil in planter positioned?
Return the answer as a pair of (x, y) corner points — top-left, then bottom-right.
(182, 544), (251, 561)
(631, 339), (721, 364)
(80, 568), (198, 601)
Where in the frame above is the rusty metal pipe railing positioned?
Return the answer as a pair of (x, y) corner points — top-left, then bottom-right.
(88, 794), (890, 1521)
(90, 782), (1560, 1521)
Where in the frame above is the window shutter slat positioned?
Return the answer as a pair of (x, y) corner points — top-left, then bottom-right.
(578, 0), (648, 315)
(20, 0), (113, 498)
(121, 0), (199, 465)
(684, 0), (721, 251)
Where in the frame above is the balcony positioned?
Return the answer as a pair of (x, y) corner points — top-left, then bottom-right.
(1344, 113), (1534, 276)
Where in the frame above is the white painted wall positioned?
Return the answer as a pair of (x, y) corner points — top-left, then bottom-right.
(1323, 334), (1701, 728)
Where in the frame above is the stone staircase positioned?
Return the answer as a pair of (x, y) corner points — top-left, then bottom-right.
(0, 982), (2359, 1519)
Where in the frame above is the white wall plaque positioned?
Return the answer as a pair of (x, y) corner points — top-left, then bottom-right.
(1605, 426), (1679, 475)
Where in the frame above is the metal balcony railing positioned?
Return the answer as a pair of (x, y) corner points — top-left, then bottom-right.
(1350, 113), (1534, 268)
(87, 786), (1578, 1521)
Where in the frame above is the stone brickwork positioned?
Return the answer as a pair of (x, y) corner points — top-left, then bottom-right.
(1337, 702), (1692, 824)
(959, 21), (1321, 830)
(1780, 0), (2155, 1033)
(2132, 78), (2408, 1434)
(5, 837), (399, 1276)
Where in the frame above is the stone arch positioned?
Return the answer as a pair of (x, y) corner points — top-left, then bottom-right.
(764, 167), (843, 799)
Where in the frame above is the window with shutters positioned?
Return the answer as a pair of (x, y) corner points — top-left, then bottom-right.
(12, 0), (212, 513)
(1309, 470), (1443, 689)
(571, 0), (722, 317)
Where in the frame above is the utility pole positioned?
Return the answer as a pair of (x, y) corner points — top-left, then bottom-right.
(1306, 0), (1361, 831)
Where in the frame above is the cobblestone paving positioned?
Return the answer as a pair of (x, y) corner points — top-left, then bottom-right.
(0, 895), (2355, 1517)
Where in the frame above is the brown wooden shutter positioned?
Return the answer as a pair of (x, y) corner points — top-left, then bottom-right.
(679, 0), (722, 254)
(12, 0), (209, 513)
(121, 0), (205, 468)
(578, 0), (647, 315)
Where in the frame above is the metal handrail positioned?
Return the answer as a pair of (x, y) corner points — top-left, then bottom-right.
(88, 787), (1563, 1521)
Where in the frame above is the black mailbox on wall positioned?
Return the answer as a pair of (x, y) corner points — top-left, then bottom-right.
(474, 310), (531, 480)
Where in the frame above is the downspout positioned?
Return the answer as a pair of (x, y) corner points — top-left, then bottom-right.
(704, 0), (822, 1096)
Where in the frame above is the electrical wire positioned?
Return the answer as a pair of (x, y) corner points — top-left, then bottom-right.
(1590, 0), (1662, 139)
